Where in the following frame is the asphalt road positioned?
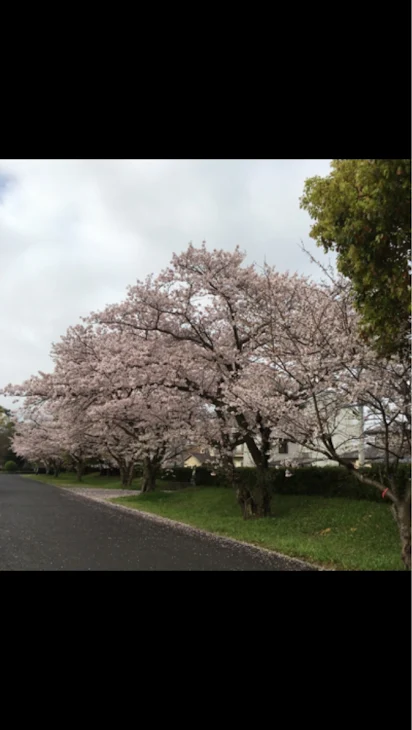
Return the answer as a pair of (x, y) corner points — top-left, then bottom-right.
(0, 475), (315, 571)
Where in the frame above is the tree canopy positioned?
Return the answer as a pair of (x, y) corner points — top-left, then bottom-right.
(2, 243), (410, 565)
(300, 159), (411, 357)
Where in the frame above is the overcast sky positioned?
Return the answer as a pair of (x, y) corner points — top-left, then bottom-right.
(0, 159), (334, 409)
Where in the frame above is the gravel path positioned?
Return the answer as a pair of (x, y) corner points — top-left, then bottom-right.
(62, 487), (140, 500)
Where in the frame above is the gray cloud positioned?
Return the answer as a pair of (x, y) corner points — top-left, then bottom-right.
(0, 159), (334, 408)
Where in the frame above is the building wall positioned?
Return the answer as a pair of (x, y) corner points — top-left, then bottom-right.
(232, 406), (362, 468)
(234, 440), (302, 467)
(299, 406), (361, 466)
(184, 456), (203, 468)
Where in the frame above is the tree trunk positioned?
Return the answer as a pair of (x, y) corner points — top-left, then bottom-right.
(126, 465), (134, 488)
(222, 454), (237, 487)
(45, 464), (51, 475)
(54, 463), (61, 478)
(141, 457), (157, 493)
(121, 463), (134, 488)
(75, 461), (84, 482)
(392, 496), (411, 570)
(236, 469), (271, 519)
(231, 429), (272, 518)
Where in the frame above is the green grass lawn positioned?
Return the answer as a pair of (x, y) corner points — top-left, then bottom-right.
(112, 487), (404, 571)
(23, 472), (141, 490)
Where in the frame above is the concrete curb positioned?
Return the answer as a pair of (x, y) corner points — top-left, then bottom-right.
(60, 486), (332, 571)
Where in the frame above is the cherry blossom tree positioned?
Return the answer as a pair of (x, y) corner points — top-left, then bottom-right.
(51, 324), (204, 490)
(10, 407), (65, 475)
(89, 243), (310, 516)
(3, 369), (102, 481)
(250, 272), (411, 567)
(2, 241), (409, 567)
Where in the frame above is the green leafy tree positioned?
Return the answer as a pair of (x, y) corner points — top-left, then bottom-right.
(300, 159), (411, 357)
(0, 407), (22, 467)
(4, 460), (17, 472)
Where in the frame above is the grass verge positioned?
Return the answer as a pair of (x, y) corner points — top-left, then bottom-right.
(112, 487), (404, 571)
(23, 472), (141, 490)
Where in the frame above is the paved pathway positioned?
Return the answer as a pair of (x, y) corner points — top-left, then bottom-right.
(62, 487), (139, 499)
(0, 475), (316, 571)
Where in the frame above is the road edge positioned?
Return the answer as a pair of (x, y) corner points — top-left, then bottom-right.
(59, 486), (331, 571)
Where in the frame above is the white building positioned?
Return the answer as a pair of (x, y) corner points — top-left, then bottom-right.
(232, 405), (364, 468)
(181, 402), (380, 470)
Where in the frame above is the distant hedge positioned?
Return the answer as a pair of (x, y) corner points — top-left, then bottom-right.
(228, 464), (411, 502)
(159, 466), (225, 486)
(157, 463), (410, 502)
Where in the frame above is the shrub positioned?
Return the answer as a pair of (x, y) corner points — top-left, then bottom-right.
(367, 463), (411, 502)
(194, 467), (225, 486)
(4, 460), (17, 473)
(156, 463), (410, 501)
(159, 467), (191, 483)
(227, 464), (411, 502)
(159, 466), (225, 486)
